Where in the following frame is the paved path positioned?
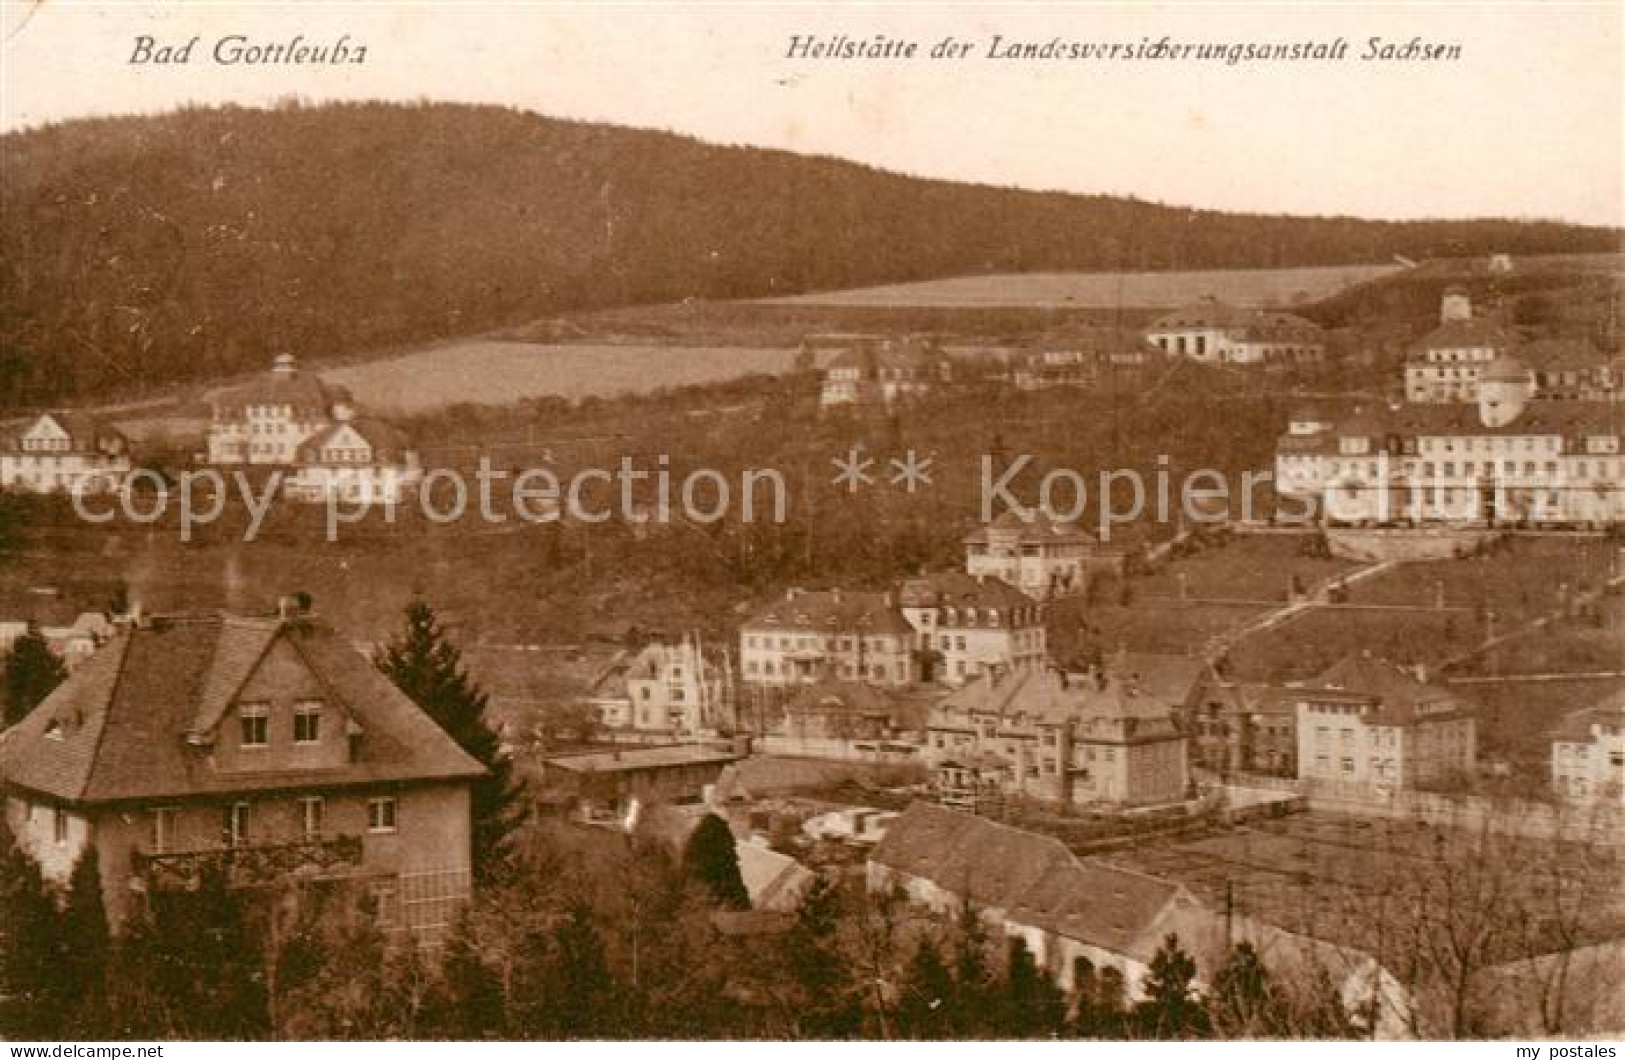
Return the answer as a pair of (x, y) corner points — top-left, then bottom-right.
(1202, 559), (1401, 662)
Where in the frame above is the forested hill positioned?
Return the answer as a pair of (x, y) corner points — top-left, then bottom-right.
(2, 101), (1616, 406)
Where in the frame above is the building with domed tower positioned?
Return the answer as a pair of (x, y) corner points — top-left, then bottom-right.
(1276, 351), (1622, 528)
(204, 353), (422, 504)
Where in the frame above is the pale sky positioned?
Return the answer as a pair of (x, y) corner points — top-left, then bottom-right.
(2, 2), (1621, 226)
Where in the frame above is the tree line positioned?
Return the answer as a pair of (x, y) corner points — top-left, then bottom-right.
(4, 100), (1616, 406)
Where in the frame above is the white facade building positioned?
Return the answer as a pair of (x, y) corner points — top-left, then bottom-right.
(896, 571), (1046, 686)
(205, 354), (420, 505)
(963, 510), (1098, 599)
(1, 412), (131, 495)
(589, 637), (726, 737)
(1551, 699), (1625, 805)
(739, 589), (918, 688)
(1145, 301), (1324, 368)
(1293, 656), (1477, 792)
(1276, 360), (1624, 527)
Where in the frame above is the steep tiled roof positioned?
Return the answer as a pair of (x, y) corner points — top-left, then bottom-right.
(742, 589), (914, 636)
(543, 745), (742, 775)
(940, 653), (1203, 724)
(1550, 700), (1625, 744)
(1521, 338), (1613, 372)
(294, 417), (413, 463)
(211, 358), (333, 414)
(1309, 654), (1473, 726)
(2, 412), (128, 455)
(1332, 399), (1618, 440)
(1409, 318), (1517, 354)
(872, 803), (1198, 963)
(0, 614), (484, 804)
(963, 509), (1096, 546)
(784, 679), (899, 719)
(824, 336), (947, 373)
(897, 570), (1038, 610)
(736, 840), (815, 911)
(1148, 302), (1320, 337)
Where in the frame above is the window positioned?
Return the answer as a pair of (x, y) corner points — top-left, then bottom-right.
(293, 701), (322, 744)
(151, 807), (181, 853)
(300, 797), (325, 840)
(368, 797), (398, 833)
(369, 881), (398, 928)
(239, 702), (270, 747)
(225, 802), (250, 847)
(53, 807), (69, 847)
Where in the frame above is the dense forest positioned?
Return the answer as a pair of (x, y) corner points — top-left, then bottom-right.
(1, 100), (1618, 407)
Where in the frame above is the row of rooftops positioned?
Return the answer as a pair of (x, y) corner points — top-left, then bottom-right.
(1408, 326), (1619, 369)
(743, 567), (1050, 635)
(1281, 397), (1620, 450)
(871, 802), (1197, 961)
(934, 652), (1205, 731)
(1144, 301), (1321, 338)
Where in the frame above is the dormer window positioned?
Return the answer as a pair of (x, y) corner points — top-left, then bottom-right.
(44, 718), (64, 741)
(293, 700), (323, 744)
(239, 702), (270, 747)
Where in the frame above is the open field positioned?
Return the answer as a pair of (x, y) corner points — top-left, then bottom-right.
(266, 341), (801, 415)
(1050, 596), (1270, 661)
(1227, 606), (1482, 681)
(762, 264), (1403, 310)
(1137, 534), (1364, 603)
(1351, 537), (1620, 626)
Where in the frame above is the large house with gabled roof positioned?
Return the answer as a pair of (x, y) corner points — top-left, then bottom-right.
(868, 804), (1411, 1036)
(925, 652), (1199, 808)
(963, 510), (1111, 599)
(739, 588), (918, 688)
(0, 604), (483, 941)
(0, 411), (132, 495)
(1144, 299), (1324, 368)
(205, 353), (421, 505)
(816, 334), (952, 409)
(1550, 694), (1625, 805)
(1292, 654), (1477, 792)
(897, 570), (1046, 686)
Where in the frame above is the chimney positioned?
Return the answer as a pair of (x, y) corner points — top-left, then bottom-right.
(1413, 662), (1430, 684)
(277, 592), (313, 621)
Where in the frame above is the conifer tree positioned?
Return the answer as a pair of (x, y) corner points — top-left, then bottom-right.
(60, 847), (110, 1029)
(3, 626), (67, 727)
(999, 936), (1067, 1038)
(1210, 941), (1282, 1036)
(0, 821), (65, 1039)
(549, 902), (617, 1038)
(783, 875), (862, 1039)
(896, 933), (954, 1039)
(1134, 933), (1210, 1040)
(375, 599), (524, 880)
(681, 813), (750, 910)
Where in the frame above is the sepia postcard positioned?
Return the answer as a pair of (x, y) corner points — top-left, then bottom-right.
(1, 0), (1622, 1048)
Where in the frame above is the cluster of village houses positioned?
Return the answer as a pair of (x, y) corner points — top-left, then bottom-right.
(0, 353), (421, 504)
(580, 509), (1571, 813)
(1, 275), (1622, 1032)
